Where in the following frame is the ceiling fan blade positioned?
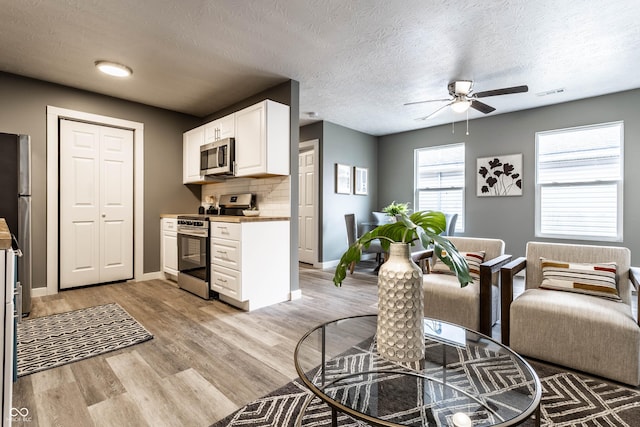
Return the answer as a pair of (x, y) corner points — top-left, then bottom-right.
(473, 85), (528, 98)
(404, 98), (452, 106)
(416, 102), (453, 120)
(470, 100), (496, 114)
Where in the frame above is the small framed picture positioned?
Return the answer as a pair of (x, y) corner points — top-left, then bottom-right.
(335, 163), (351, 194)
(354, 166), (368, 195)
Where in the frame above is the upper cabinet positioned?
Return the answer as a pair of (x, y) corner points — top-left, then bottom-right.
(235, 100), (290, 177)
(183, 125), (206, 184)
(183, 112), (235, 184)
(205, 113), (235, 143)
(183, 100), (290, 184)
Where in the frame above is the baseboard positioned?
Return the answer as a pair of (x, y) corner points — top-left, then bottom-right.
(316, 260), (339, 269)
(31, 287), (48, 298)
(136, 271), (164, 281)
(315, 252), (378, 270)
(289, 289), (302, 300)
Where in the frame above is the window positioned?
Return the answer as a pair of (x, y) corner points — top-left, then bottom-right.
(535, 121), (623, 241)
(415, 143), (465, 232)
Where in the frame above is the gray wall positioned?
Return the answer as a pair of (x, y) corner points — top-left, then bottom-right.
(378, 89), (640, 264)
(308, 121), (379, 262)
(0, 72), (201, 289)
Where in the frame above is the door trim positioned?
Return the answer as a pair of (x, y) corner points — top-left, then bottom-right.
(45, 106), (144, 296)
(299, 139), (320, 267)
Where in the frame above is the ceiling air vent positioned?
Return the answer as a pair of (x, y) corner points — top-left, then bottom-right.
(536, 88), (565, 97)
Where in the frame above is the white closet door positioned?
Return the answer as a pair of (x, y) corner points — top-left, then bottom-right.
(298, 149), (317, 264)
(99, 126), (134, 283)
(60, 120), (133, 289)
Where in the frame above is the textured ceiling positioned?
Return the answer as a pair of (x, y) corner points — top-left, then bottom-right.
(1, 0), (639, 136)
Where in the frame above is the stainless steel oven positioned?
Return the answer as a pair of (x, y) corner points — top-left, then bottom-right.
(176, 193), (255, 300)
(177, 217), (210, 299)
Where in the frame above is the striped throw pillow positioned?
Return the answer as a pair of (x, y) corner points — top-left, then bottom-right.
(431, 251), (485, 282)
(539, 258), (620, 301)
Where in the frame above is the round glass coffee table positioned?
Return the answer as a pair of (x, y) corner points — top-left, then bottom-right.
(294, 315), (541, 427)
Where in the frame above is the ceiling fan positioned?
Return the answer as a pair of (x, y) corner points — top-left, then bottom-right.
(405, 80), (528, 120)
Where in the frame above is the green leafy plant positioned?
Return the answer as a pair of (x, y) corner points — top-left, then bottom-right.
(382, 201), (410, 217)
(333, 211), (472, 287)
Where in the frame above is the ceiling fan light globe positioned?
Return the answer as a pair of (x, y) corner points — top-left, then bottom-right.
(451, 100), (471, 113)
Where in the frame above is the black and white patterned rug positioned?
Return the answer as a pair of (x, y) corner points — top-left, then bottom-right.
(17, 303), (153, 377)
(211, 347), (640, 427)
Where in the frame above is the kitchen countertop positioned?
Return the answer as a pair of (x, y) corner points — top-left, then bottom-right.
(0, 219), (11, 250)
(160, 214), (290, 223)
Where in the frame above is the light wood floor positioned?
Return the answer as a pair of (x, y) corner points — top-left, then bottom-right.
(12, 264), (380, 427)
(14, 263), (631, 426)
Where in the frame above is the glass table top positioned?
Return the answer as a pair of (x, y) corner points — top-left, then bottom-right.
(294, 315), (541, 427)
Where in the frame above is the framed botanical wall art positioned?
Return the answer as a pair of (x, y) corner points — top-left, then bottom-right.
(477, 154), (523, 197)
(354, 166), (368, 195)
(335, 163), (352, 194)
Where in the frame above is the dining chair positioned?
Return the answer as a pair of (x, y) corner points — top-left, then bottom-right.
(371, 211), (390, 225)
(443, 213), (458, 236)
(344, 213), (384, 273)
(411, 212), (458, 272)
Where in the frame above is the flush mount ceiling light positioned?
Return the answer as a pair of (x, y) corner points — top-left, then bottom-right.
(95, 60), (133, 77)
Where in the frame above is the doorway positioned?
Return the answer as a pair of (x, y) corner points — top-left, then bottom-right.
(298, 139), (319, 265)
(59, 120), (134, 289)
(46, 106), (144, 296)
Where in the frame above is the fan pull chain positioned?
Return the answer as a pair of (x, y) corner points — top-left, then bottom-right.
(466, 110), (469, 135)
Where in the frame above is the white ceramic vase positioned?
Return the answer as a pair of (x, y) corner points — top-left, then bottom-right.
(376, 242), (425, 362)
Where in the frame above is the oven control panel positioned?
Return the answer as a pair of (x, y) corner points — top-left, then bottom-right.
(177, 219), (207, 228)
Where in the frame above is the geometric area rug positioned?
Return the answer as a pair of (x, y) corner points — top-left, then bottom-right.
(211, 359), (640, 427)
(17, 303), (153, 377)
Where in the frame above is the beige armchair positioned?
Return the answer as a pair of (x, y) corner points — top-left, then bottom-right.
(420, 236), (512, 336)
(501, 242), (640, 386)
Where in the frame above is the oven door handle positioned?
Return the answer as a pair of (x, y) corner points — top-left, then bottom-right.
(178, 230), (209, 238)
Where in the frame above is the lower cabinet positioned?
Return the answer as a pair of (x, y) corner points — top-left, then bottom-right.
(161, 218), (178, 279)
(210, 220), (290, 311)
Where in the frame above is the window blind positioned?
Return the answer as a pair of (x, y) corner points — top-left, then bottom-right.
(415, 143), (465, 232)
(536, 122), (623, 241)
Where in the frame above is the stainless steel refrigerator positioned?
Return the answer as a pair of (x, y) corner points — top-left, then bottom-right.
(0, 133), (31, 316)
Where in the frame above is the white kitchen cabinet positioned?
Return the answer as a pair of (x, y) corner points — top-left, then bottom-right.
(234, 100), (290, 177)
(210, 220), (290, 311)
(183, 114), (235, 184)
(205, 113), (235, 143)
(182, 125), (207, 184)
(160, 218), (178, 279)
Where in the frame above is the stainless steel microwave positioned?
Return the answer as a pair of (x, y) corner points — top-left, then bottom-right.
(200, 137), (235, 176)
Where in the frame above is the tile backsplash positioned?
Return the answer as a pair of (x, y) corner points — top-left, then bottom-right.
(201, 176), (291, 217)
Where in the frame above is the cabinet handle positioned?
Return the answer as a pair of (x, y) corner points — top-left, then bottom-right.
(216, 277), (227, 283)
